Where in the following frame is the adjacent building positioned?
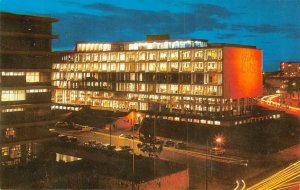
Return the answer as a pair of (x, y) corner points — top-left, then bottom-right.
(52, 34), (264, 126)
(279, 61), (300, 104)
(0, 12), (63, 166)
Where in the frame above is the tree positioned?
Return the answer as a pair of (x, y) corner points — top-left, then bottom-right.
(137, 135), (163, 158)
(286, 79), (294, 98)
(296, 80), (300, 103)
(137, 118), (163, 158)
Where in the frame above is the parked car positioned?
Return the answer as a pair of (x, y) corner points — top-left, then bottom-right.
(165, 140), (175, 147)
(116, 145), (132, 153)
(155, 139), (164, 145)
(120, 144), (131, 150)
(210, 147), (225, 155)
(102, 144), (116, 151)
(125, 135), (134, 139)
(239, 160), (249, 166)
(68, 136), (78, 143)
(175, 142), (187, 149)
(57, 134), (68, 142)
(95, 142), (104, 150)
(88, 140), (96, 145)
(55, 122), (69, 128)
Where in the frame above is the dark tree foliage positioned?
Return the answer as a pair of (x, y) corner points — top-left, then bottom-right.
(138, 118), (163, 158)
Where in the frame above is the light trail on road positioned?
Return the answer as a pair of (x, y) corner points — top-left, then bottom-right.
(259, 94), (300, 116)
(234, 179), (246, 190)
(247, 160), (300, 190)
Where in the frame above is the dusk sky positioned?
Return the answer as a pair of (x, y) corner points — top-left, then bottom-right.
(1, 0), (300, 71)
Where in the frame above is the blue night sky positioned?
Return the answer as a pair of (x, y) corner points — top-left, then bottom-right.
(1, 0), (300, 71)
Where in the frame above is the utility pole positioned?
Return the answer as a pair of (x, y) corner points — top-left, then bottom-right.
(132, 121), (135, 190)
(205, 138), (208, 190)
(109, 124), (112, 146)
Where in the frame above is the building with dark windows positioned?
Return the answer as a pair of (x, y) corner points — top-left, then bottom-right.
(0, 12), (66, 166)
(51, 34), (275, 127)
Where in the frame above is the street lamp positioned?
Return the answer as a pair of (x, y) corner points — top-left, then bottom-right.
(214, 135), (225, 147)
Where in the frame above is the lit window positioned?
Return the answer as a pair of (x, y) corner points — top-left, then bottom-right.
(2, 107), (24, 112)
(215, 121), (221, 125)
(26, 72), (39, 82)
(1, 90), (25, 101)
(119, 63), (125, 71)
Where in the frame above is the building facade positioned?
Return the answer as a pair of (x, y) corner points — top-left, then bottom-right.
(0, 12), (61, 166)
(52, 34), (263, 126)
(279, 61), (300, 103)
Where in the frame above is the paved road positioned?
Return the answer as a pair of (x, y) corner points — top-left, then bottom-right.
(56, 128), (244, 165)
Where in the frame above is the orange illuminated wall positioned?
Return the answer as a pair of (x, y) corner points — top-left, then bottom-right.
(223, 47), (262, 99)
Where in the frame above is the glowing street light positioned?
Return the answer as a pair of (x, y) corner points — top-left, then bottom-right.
(214, 135), (225, 146)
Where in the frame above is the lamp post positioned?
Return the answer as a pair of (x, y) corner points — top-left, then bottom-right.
(137, 113), (141, 138)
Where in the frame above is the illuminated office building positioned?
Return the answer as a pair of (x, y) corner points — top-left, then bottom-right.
(52, 34), (264, 126)
(0, 12), (60, 164)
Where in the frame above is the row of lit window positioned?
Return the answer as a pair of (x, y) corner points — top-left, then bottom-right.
(128, 40), (207, 50)
(1, 107), (24, 113)
(144, 114), (221, 125)
(53, 81), (222, 96)
(52, 72), (221, 84)
(1, 89), (49, 101)
(234, 114), (280, 125)
(88, 99), (232, 113)
(77, 43), (111, 52)
(1, 90), (25, 101)
(65, 49), (222, 63)
(1, 72), (24, 76)
(51, 105), (80, 111)
(26, 89), (49, 93)
(54, 89), (235, 104)
(1, 72), (40, 83)
(76, 41), (208, 52)
(55, 89), (225, 101)
(54, 90), (233, 112)
(115, 83), (222, 96)
(53, 61), (222, 73)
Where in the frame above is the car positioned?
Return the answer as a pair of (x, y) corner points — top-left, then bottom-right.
(165, 140), (175, 147)
(125, 135), (134, 139)
(240, 160), (249, 166)
(83, 142), (90, 147)
(102, 144), (116, 151)
(55, 121), (69, 128)
(154, 139), (164, 145)
(175, 142), (187, 149)
(119, 134), (125, 138)
(95, 142), (104, 149)
(120, 144), (131, 150)
(57, 134), (68, 142)
(88, 140), (96, 145)
(68, 136), (78, 143)
(210, 147), (225, 155)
